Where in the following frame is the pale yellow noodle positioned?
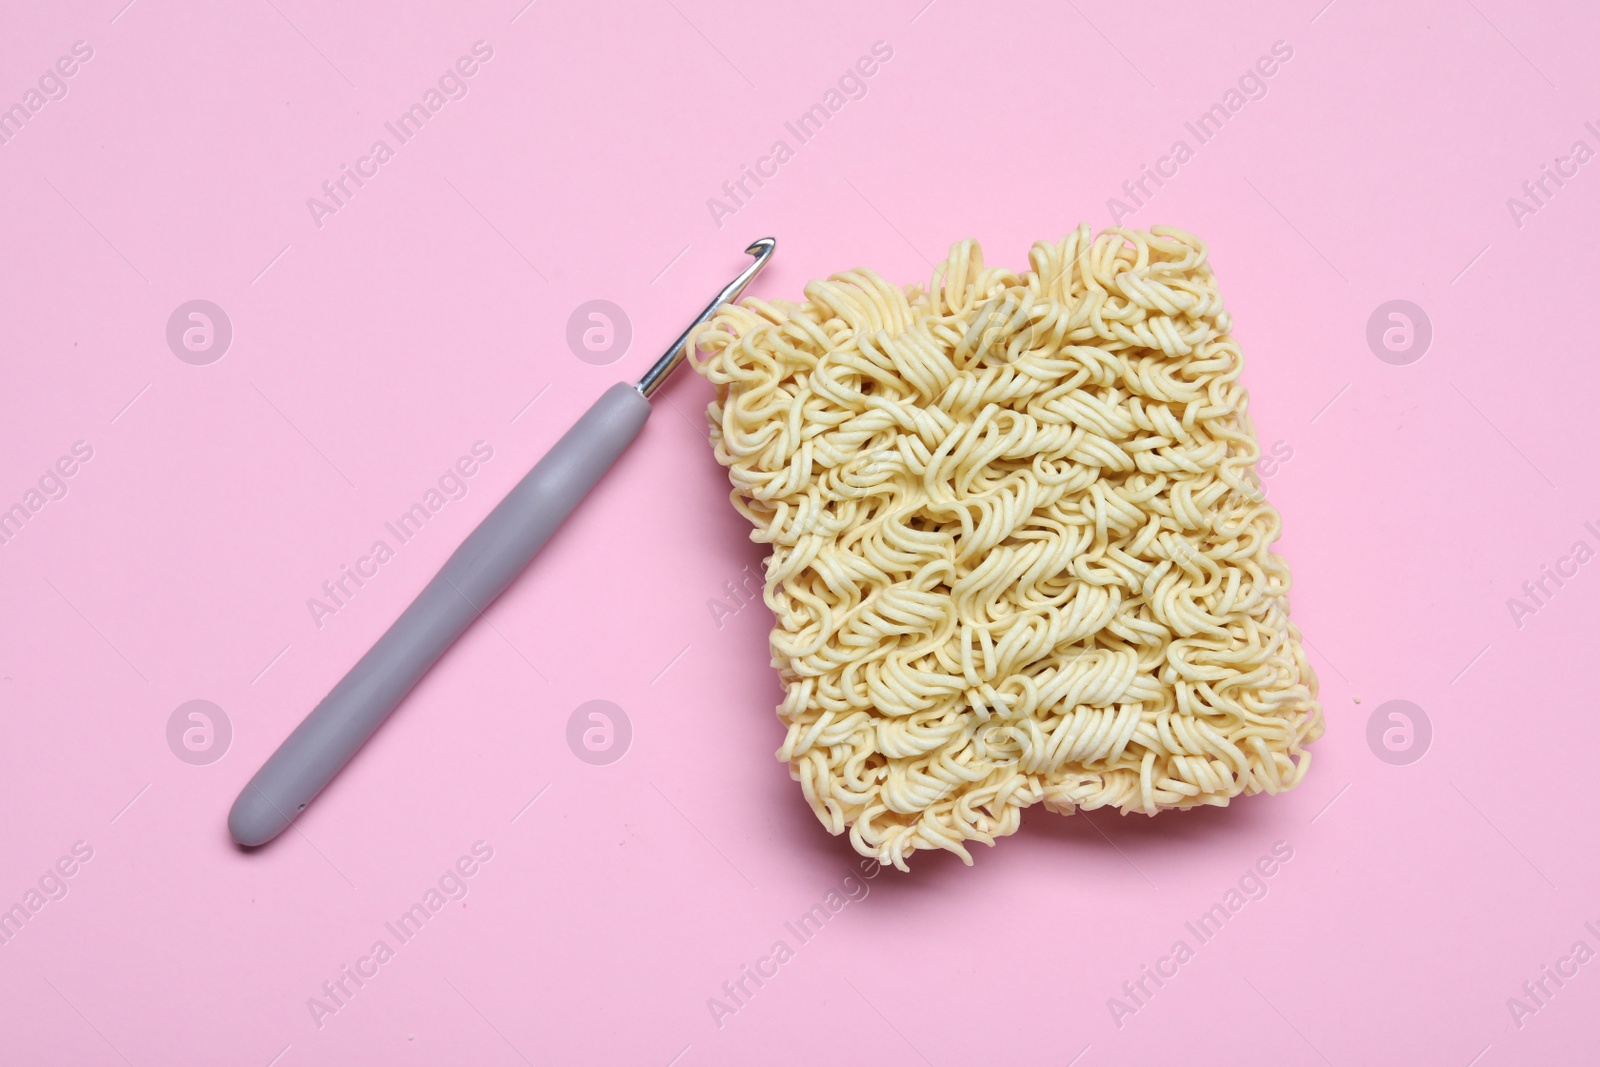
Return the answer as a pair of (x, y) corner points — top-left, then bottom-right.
(690, 225), (1323, 871)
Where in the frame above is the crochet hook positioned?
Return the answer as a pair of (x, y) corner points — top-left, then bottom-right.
(228, 238), (775, 846)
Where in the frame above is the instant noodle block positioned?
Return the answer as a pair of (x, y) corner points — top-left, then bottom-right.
(690, 226), (1323, 870)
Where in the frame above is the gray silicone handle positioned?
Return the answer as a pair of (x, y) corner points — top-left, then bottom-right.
(229, 382), (652, 846)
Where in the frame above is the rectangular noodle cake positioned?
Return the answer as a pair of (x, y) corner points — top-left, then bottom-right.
(690, 226), (1323, 870)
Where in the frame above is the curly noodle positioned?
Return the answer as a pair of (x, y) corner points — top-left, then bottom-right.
(690, 225), (1323, 870)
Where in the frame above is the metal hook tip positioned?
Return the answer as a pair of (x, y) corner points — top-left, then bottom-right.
(635, 237), (778, 399)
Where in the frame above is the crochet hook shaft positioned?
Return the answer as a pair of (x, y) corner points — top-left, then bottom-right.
(228, 238), (775, 847)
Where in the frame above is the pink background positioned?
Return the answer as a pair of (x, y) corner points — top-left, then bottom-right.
(2, 0), (1597, 1063)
